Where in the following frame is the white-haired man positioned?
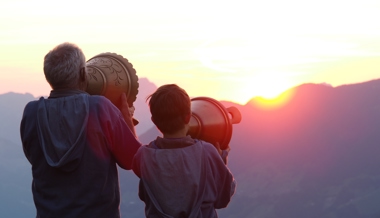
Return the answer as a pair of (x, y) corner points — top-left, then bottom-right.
(20, 42), (141, 218)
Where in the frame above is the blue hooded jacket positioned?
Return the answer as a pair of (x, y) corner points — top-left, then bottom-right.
(20, 90), (141, 218)
(132, 136), (236, 218)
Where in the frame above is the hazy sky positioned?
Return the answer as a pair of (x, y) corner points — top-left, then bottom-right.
(1, 0), (380, 104)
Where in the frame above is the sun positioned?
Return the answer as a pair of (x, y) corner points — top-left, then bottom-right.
(193, 37), (301, 104)
(236, 72), (296, 106)
(251, 88), (296, 110)
(252, 74), (292, 99)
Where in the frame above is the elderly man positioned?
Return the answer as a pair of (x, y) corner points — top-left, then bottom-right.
(20, 42), (141, 218)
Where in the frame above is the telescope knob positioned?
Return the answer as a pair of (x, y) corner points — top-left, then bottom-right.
(226, 106), (242, 124)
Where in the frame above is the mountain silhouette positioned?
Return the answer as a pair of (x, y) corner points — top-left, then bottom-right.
(1, 78), (380, 218)
(218, 79), (380, 218)
(131, 77), (157, 134)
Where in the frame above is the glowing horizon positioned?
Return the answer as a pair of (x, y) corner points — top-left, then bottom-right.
(1, 0), (380, 105)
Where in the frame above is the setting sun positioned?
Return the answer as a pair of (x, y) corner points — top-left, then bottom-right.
(238, 73), (296, 102)
(249, 88), (296, 110)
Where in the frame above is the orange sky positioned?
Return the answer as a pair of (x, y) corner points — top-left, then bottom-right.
(1, 0), (380, 105)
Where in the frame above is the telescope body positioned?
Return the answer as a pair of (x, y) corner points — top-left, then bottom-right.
(188, 97), (242, 150)
(85, 53), (139, 107)
(85, 52), (139, 125)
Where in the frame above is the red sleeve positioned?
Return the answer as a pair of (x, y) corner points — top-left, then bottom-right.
(98, 98), (142, 170)
(109, 113), (142, 169)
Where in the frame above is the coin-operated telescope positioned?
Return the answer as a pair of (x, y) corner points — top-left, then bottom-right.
(188, 97), (242, 150)
(85, 53), (139, 125)
(84, 52), (242, 147)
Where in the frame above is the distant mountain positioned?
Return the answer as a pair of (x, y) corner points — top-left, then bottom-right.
(219, 79), (380, 218)
(0, 92), (35, 144)
(133, 77), (156, 134)
(2, 79), (380, 218)
(0, 92), (36, 217)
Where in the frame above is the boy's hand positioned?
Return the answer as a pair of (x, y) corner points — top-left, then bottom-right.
(215, 142), (231, 155)
(224, 145), (231, 153)
(215, 142), (230, 165)
(215, 142), (223, 156)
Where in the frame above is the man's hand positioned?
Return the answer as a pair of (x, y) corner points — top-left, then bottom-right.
(119, 93), (130, 118)
(128, 106), (135, 117)
(119, 93), (137, 137)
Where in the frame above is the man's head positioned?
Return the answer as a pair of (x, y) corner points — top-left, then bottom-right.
(43, 42), (87, 90)
(147, 84), (191, 135)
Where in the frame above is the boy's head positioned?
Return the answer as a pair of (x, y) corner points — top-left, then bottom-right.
(147, 84), (191, 135)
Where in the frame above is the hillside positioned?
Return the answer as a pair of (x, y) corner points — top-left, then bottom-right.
(219, 79), (380, 218)
(1, 79), (380, 217)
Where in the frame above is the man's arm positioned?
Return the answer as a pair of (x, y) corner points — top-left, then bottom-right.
(102, 94), (141, 170)
(108, 114), (141, 170)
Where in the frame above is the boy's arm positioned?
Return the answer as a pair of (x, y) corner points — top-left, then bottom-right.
(206, 143), (236, 208)
(214, 158), (236, 209)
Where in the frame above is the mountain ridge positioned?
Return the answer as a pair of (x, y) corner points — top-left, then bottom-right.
(1, 78), (380, 217)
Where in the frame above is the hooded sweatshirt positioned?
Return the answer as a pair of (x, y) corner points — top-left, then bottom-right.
(20, 89), (141, 218)
(132, 136), (236, 218)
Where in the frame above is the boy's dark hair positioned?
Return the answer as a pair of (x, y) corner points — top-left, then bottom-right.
(147, 84), (191, 134)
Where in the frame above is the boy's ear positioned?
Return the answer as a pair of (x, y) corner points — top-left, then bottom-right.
(184, 113), (191, 124)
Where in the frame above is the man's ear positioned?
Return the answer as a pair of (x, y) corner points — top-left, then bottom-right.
(80, 67), (87, 82)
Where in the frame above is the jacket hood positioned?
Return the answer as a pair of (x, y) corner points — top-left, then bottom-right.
(36, 93), (89, 172)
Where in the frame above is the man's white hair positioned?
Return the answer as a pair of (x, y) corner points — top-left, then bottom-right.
(43, 42), (86, 89)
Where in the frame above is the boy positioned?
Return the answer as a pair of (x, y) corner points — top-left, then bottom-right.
(132, 84), (236, 218)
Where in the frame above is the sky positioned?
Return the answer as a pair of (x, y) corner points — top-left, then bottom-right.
(1, 0), (380, 105)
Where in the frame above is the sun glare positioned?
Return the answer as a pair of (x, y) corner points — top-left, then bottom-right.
(234, 72), (297, 106)
(250, 88), (296, 110)
(252, 75), (292, 99)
